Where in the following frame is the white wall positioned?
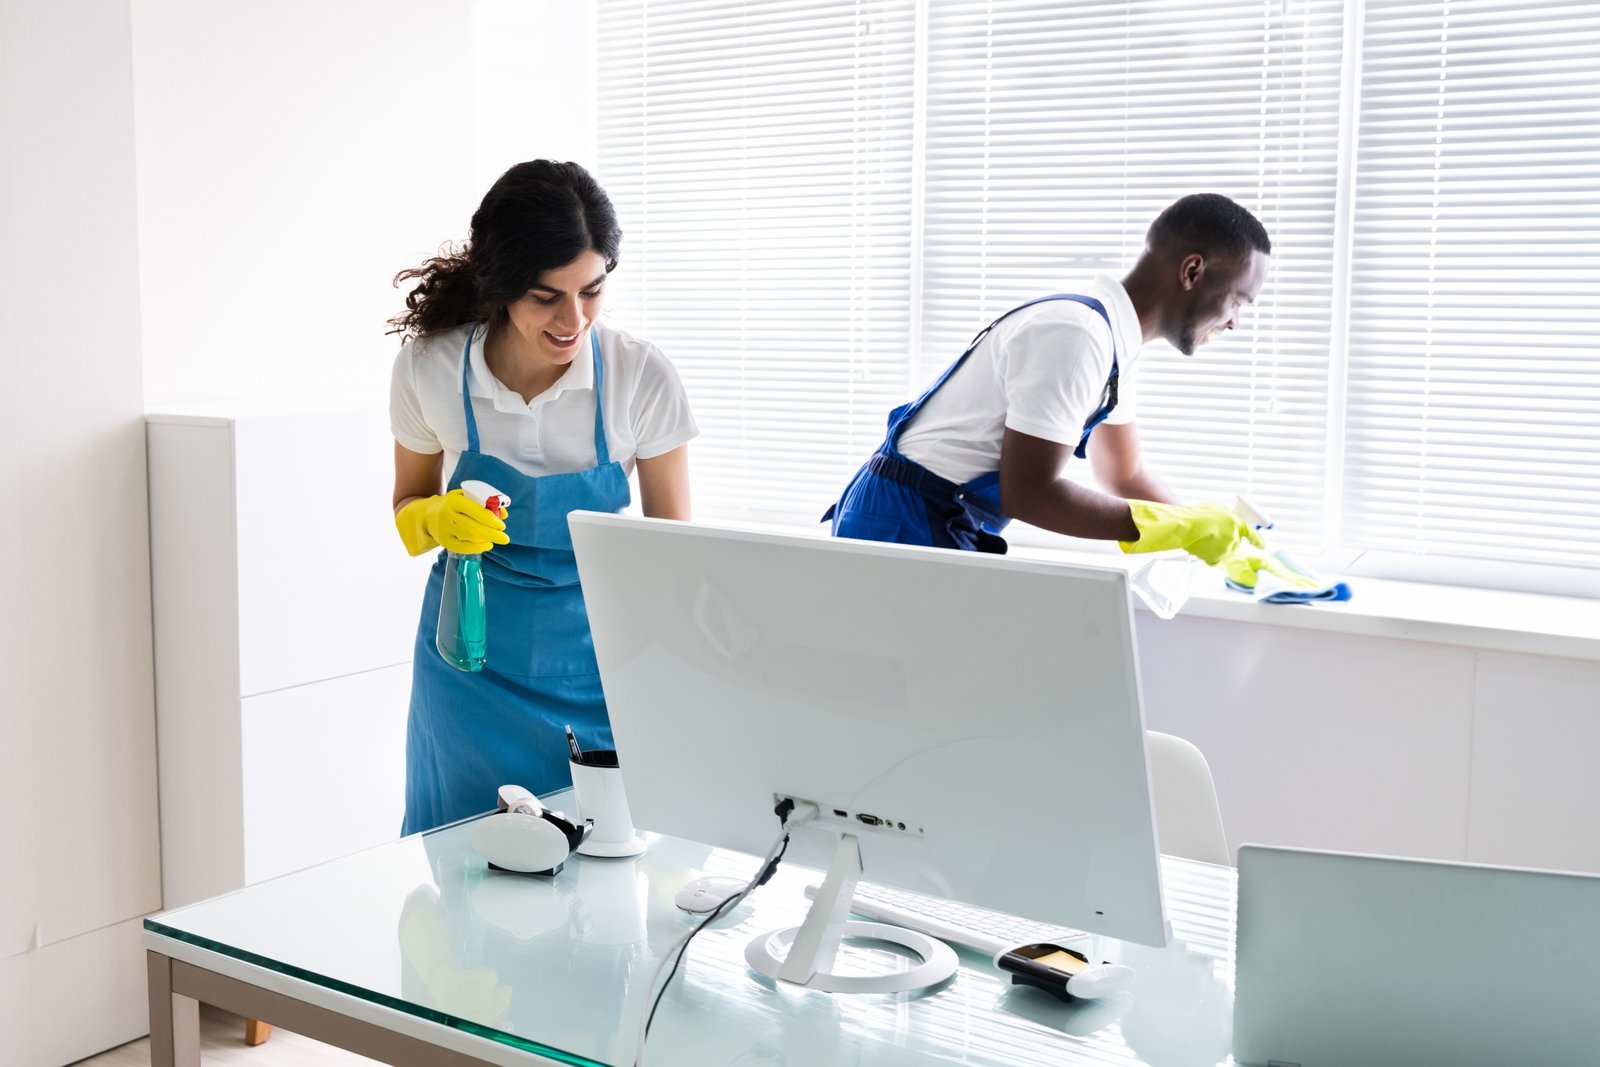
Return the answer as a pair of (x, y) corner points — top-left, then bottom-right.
(0, 0), (162, 1062)
(133, 0), (598, 409)
(474, 0), (598, 188)
(0, 2), (597, 1062)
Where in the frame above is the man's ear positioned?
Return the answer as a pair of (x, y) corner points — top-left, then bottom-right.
(1179, 253), (1205, 291)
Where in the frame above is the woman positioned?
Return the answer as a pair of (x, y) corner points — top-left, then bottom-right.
(388, 160), (696, 834)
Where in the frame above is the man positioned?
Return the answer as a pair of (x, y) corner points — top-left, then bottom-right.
(825, 192), (1271, 568)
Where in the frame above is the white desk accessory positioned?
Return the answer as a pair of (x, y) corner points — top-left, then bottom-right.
(469, 785), (590, 876)
(566, 736), (647, 859)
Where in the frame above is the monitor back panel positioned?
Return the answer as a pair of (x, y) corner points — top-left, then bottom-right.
(1234, 844), (1600, 1066)
(570, 513), (1169, 947)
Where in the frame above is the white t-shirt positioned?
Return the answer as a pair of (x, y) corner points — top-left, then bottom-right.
(896, 275), (1144, 484)
(390, 320), (698, 478)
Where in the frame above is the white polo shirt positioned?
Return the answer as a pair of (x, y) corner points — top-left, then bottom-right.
(896, 276), (1144, 484)
(390, 320), (698, 479)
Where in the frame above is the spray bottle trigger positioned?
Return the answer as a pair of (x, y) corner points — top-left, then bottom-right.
(1233, 495), (1273, 531)
(459, 479), (512, 517)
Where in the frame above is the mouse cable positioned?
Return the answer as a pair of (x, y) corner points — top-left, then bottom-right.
(634, 800), (818, 1067)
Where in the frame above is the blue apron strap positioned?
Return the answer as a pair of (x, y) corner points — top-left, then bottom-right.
(589, 331), (611, 466)
(460, 327), (481, 454)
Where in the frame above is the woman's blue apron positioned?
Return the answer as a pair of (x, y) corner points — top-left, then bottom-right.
(824, 294), (1118, 553)
(402, 328), (631, 835)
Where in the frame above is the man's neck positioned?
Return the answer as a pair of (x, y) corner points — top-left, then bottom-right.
(1119, 261), (1167, 344)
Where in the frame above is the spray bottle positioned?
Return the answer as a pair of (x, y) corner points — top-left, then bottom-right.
(436, 479), (511, 672)
(1130, 496), (1272, 620)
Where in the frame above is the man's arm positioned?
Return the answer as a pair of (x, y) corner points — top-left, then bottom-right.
(1086, 422), (1180, 504)
(998, 427), (1141, 541)
(999, 426), (1256, 560)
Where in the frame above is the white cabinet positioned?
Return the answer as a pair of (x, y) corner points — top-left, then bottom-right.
(1137, 616), (1476, 863)
(1467, 653), (1600, 872)
(147, 404), (432, 907)
(0, 920), (148, 1067)
(240, 664), (412, 882)
(1, 414), (160, 1067)
(1135, 611), (1600, 875)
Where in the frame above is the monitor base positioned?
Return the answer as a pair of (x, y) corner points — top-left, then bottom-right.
(742, 831), (958, 994)
(745, 921), (958, 994)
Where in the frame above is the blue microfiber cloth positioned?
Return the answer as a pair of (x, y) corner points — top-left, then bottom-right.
(1225, 550), (1353, 604)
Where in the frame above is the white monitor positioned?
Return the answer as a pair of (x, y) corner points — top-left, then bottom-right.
(570, 513), (1168, 991)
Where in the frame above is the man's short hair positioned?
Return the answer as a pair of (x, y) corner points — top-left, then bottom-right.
(1147, 193), (1271, 261)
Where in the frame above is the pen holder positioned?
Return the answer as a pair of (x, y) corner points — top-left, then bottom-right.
(569, 749), (646, 858)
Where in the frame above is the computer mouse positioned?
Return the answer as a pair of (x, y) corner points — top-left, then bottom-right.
(673, 875), (747, 914)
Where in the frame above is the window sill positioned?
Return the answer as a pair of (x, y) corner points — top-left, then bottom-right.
(688, 517), (1600, 663)
(1008, 544), (1600, 663)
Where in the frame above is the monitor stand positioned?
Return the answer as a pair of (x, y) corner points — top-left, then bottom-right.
(743, 833), (958, 994)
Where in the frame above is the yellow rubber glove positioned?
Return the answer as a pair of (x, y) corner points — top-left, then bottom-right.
(1118, 500), (1265, 566)
(395, 489), (511, 557)
(1221, 549), (1319, 591)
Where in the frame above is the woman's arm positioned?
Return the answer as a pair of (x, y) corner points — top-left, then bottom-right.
(636, 445), (690, 520)
(394, 442), (445, 513)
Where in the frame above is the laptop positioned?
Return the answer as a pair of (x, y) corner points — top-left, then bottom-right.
(1233, 844), (1600, 1066)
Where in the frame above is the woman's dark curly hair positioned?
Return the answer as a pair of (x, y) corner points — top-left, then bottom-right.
(388, 160), (622, 341)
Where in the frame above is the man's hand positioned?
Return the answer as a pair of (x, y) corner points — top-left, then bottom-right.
(1118, 500), (1264, 565)
(1220, 547), (1319, 591)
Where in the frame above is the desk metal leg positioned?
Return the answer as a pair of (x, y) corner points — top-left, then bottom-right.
(146, 951), (201, 1067)
(146, 950), (503, 1067)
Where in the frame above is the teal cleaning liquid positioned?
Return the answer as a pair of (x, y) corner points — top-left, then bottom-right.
(436, 551), (488, 671)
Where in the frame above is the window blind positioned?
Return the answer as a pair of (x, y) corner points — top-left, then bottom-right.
(1345, 0), (1600, 571)
(596, 0), (919, 525)
(598, 0), (1347, 544)
(595, 0), (1600, 587)
(922, 0), (1347, 547)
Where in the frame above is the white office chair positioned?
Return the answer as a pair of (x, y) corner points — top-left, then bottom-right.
(1147, 731), (1230, 866)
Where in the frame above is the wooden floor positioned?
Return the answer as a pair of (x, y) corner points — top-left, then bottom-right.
(71, 1007), (381, 1066)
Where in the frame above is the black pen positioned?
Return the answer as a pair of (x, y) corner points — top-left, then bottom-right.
(565, 724), (583, 762)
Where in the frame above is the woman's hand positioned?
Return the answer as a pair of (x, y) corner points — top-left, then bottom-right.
(395, 490), (510, 556)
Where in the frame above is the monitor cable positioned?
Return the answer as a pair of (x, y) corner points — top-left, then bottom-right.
(633, 799), (818, 1067)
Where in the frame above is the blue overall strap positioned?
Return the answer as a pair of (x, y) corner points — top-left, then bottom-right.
(460, 327), (481, 454)
(889, 294), (1119, 456)
(589, 331), (611, 465)
(1069, 297), (1119, 459)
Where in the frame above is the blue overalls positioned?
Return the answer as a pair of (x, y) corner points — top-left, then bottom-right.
(825, 295), (1118, 553)
(402, 328), (631, 835)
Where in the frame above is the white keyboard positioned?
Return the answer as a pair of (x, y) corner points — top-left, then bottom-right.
(805, 881), (1087, 958)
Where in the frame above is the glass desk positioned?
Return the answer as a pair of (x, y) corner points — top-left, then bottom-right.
(144, 792), (1238, 1066)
